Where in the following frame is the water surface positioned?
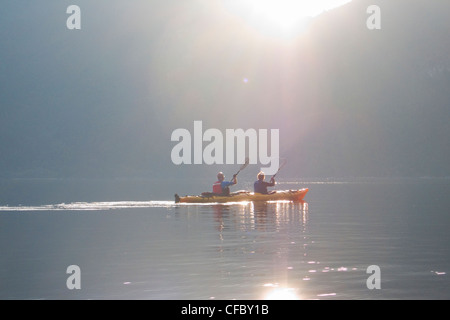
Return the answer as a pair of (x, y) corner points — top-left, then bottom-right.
(0, 178), (449, 299)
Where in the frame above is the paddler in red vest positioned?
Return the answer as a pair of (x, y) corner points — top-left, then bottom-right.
(213, 172), (237, 196)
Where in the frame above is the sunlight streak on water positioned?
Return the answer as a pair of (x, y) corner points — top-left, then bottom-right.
(263, 286), (300, 300)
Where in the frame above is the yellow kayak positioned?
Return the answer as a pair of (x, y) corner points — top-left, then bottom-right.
(175, 188), (308, 203)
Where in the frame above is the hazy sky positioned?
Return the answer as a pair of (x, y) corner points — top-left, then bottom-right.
(0, 0), (449, 179)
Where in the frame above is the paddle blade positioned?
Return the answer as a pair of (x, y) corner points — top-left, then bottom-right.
(240, 157), (250, 170)
(278, 158), (287, 171)
(234, 157), (250, 177)
(272, 158), (287, 178)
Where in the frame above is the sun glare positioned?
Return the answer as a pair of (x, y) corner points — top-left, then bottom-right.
(264, 287), (300, 300)
(223, 0), (352, 37)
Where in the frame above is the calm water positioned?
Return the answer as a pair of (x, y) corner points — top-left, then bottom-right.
(0, 178), (449, 300)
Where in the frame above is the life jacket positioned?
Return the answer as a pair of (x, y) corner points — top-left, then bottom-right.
(254, 180), (268, 194)
(254, 180), (274, 194)
(213, 181), (222, 194)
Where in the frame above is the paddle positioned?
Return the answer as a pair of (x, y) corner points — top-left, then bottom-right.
(232, 157), (250, 178)
(271, 158), (287, 180)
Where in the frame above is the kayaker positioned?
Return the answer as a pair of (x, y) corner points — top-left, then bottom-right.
(254, 171), (275, 194)
(213, 172), (237, 196)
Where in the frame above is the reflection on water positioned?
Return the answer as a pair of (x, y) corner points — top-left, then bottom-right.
(202, 201), (310, 299)
(2, 178), (450, 299)
(174, 198), (385, 300)
(263, 285), (300, 300)
(211, 201), (308, 233)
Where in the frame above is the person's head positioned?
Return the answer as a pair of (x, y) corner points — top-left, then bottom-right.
(217, 172), (225, 181)
(257, 171), (265, 181)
